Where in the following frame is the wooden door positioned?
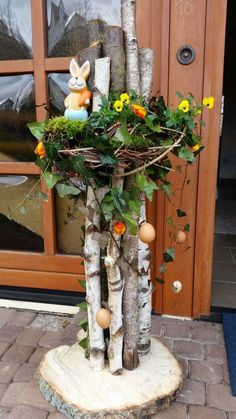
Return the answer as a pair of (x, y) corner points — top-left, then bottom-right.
(138, 0), (227, 317)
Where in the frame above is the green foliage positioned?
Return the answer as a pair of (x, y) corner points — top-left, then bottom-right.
(43, 172), (63, 189)
(55, 183), (80, 198)
(27, 121), (46, 140)
(46, 117), (85, 140)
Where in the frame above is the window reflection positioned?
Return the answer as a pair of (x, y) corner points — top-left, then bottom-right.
(48, 73), (70, 116)
(0, 0), (32, 60)
(47, 0), (121, 57)
(0, 175), (44, 252)
(0, 74), (37, 162)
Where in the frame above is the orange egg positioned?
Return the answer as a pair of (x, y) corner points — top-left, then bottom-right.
(175, 229), (187, 244)
(96, 308), (111, 329)
(139, 223), (156, 244)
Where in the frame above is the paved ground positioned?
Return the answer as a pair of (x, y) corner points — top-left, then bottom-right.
(0, 308), (233, 418)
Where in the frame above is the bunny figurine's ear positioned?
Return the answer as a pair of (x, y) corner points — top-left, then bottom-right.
(70, 58), (80, 77)
(80, 61), (90, 80)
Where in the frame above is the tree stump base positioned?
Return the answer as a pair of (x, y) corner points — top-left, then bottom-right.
(36, 337), (183, 418)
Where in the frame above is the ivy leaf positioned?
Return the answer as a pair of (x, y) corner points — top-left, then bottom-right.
(78, 337), (87, 349)
(155, 277), (165, 284)
(79, 318), (88, 332)
(43, 172), (63, 189)
(55, 183), (80, 197)
(27, 121), (46, 140)
(113, 124), (132, 145)
(143, 178), (158, 201)
(145, 115), (162, 133)
(100, 155), (118, 165)
(176, 91), (184, 100)
(163, 247), (176, 263)
(77, 301), (87, 311)
(77, 279), (86, 290)
(128, 199), (140, 215)
(159, 263), (167, 273)
(121, 213), (138, 235)
(161, 182), (172, 196)
(178, 147), (195, 163)
(177, 209), (187, 217)
(167, 217), (175, 227)
(136, 172), (146, 191)
(160, 139), (174, 147)
(184, 223), (190, 232)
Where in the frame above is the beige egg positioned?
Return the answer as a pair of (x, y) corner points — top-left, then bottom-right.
(175, 229), (187, 244)
(96, 308), (111, 329)
(139, 223), (156, 244)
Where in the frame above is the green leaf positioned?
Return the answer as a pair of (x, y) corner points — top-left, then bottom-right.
(18, 205), (28, 214)
(163, 247), (176, 263)
(79, 337), (87, 349)
(155, 277), (165, 284)
(113, 124), (132, 145)
(177, 209), (187, 217)
(79, 318), (88, 332)
(159, 263), (167, 273)
(136, 172), (146, 191)
(178, 147), (195, 163)
(143, 178), (158, 202)
(167, 217), (175, 227)
(43, 172), (63, 189)
(27, 121), (46, 140)
(78, 279), (86, 290)
(55, 183), (80, 197)
(160, 139), (174, 147)
(161, 182), (172, 196)
(100, 155), (118, 165)
(176, 91), (184, 100)
(77, 301), (87, 311)
(145, 115), (162, 133)
(121, 213), (138, 235)
(184, 223), (190, 232)
(128, 199), (140, 215)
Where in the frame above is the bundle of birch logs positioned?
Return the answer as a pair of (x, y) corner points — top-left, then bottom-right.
(83, 0), (154, 375)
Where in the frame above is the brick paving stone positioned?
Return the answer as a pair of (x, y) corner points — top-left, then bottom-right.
(47, 413), (67, 419)
(176, 357), (189, 379)
(18, 380), (54, 411)
(229, 413), (236, 419)
(206, 344), (227, 364)
(0, 325), (23, 344)
(0, 362), (20, 384)
(174, 340), (204, 360)
(30, 315), (69, 332)
(2, 344), (35, 364)
(223, 362), (230, 384)
(189, 360), (223, 383)
(151, 402), (187, 418)
(150, 320), (163, 337)
(0, 383), (26, 407)
(7, 311), (36, 327)
(163, 322), (190, 339)
(0, 309), (16, 327)
(16, 328), (45, 346)
(207, 383), (236, 411)
(39, 331), (65, 348)
(0, 407), (10, 418)
(62, 324), (79, 344)
(176, 378), (205, 405)
(70, 312), (84, 325)
(190, 327), (220, 344)
(13, 363), (36, 383)
(0, 342), (10, 358)
(28, 347), (49, 367)
(158, 337), (174, 352)
(7, 405), (48, 419)
(189, 405), (227, 419)
(0, 384), (8, 400)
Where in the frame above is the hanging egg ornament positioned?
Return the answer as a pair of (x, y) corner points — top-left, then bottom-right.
(175, 229), (187, 244)
(96, 308), (111, 329)
(139, 223), (156, 244)
(113, 221), (126, 236)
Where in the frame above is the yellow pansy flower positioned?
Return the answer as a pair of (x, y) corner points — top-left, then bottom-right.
(202, 96), (214, 109)
(120, 93), (130, 104)
(191, 144), (201, 152)
(114, 100), (123, 112)
(178, 100), (190, 113)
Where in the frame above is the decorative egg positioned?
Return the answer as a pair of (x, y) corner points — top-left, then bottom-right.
(113, 221), (126, 235)
(139, 223), (156, 244)
(96, 308), (111, 329)
(104, 255), (115, 268)
(175, 230), (187, 244)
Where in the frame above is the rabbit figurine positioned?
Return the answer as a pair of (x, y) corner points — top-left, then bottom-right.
(64, 59), (92, 121)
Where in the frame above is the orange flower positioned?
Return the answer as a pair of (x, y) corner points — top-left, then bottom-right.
(113, 221), (126, 236)
(132, 104), (147, 119)
(34, 141), (46, 159)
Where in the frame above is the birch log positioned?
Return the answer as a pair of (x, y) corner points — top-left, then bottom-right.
(121, 0), (141, 95)
(107, 173), (124, 375)
(84, 185), (105, 371)
(122, 175), (140, 370)
(138, 48), (154, 355)
(92, 57), (111, 112)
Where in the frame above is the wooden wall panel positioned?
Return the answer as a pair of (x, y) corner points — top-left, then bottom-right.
(162, 0), (207, 316)
(193, 0), (227, 317)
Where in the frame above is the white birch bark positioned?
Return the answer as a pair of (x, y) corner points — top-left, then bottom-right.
(107, 174), (124, 375)
(84, 185), (105, 371)
(139, 48), (154, 98)
(138, 48), (154, 355)
(121, 0), (141, 95)
(92, 57), (111, 112)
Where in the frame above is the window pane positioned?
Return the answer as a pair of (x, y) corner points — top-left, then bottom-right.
(47, 0), (121, 57)
(0, 74), (37, 162)
(48, 73), (70, 116)
(0, 175), (44, 252)
(0, 0), (32, 60)
(56, 193), (85, 255)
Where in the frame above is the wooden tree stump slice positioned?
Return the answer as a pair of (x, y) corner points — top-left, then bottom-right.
(36, 338), (183, 418)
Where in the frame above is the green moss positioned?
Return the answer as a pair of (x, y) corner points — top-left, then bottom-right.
(46, 117), (86, 142)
